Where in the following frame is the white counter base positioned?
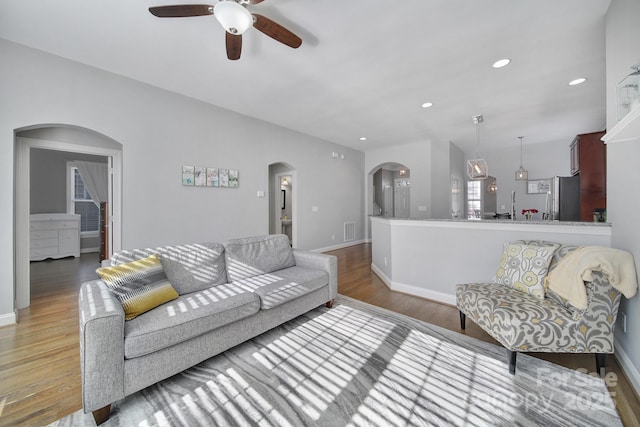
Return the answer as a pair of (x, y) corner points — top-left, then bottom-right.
(370, 217), (612, 305)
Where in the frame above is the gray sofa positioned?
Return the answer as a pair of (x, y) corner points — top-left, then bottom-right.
(79, 234), (337, 425)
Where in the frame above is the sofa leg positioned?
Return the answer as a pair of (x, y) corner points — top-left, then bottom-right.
(92, 405), (111, 425)
(508, 350), (517, 375)
(326, 299), (334, 308)
(459, 311), (466, 330)
(596, 353), (607, 378)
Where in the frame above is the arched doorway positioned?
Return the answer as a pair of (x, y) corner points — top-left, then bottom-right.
(14, 124), (123, 310)
(366, 162), (411, 237)
(268, 162), (297, 247)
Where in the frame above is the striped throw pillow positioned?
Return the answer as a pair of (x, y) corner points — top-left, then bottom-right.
(96, 253), (178, 320)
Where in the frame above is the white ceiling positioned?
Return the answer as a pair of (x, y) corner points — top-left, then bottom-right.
(0, 0), (611, 153)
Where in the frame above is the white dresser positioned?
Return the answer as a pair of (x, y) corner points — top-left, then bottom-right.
(30, 213), (81, 261)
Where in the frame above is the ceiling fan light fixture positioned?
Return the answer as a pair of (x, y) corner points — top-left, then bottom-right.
(214, 1), (253, 35)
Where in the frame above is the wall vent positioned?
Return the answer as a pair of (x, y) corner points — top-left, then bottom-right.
(344, 221), (356, 242)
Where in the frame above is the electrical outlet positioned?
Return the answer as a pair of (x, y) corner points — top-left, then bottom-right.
(332, 235), (335, 241)
(384, 257), (387, 266)
(621, 312), (627, 333)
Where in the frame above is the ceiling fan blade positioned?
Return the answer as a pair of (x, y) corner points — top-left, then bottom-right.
(226, 33), (242, 60)
(148, 4), (214, 18)
(252, 14), (302, 49)
(249, 0), (266, 4)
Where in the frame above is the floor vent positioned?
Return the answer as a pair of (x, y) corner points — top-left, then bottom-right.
(344, 221), (356, 242)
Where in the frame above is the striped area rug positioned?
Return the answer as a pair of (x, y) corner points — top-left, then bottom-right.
(50, 295), (621, 426)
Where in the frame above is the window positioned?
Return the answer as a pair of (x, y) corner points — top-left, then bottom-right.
(68, 165), (100, 233)
(467, 180), (482, 220)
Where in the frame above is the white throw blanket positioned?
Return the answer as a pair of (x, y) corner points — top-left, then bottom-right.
(545, 246), (638, 310)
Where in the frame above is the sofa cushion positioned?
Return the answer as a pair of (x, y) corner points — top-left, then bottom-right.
(254, 267), (329, 309)
(456, 282), (579, 352)
(123, 282), (260, 358)
(111, 242), (227, 294)
(96, 254), (179, 321)
(224, 234), (295, 282)
(493, 241), (559, 299)
(230, 266), (329, 310)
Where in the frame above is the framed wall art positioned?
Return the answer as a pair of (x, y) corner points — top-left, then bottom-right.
(182, 165), (195, 186)
(194, 166), (206, 186)
(206, 168), (219, 187)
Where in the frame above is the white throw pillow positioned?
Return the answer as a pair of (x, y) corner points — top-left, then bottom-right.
(493, 241), (559, 299)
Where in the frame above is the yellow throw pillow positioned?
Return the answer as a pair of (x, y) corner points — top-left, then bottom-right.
(96, 253), (178, 320)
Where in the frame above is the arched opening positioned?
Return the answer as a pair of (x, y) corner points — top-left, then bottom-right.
(366, 162), (411, 237)
(268, 162), (297, 247)
(14, 124), (123, 310)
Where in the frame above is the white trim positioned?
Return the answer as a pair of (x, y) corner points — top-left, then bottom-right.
(312, 239), (366, 253)
(614, 337), (640, 397)
(0, 311), (17, 327)
(80, 247), (99, 254)
(371, 262), (456, 306)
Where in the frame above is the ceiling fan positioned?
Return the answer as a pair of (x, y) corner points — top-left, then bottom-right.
(149, 0), (302, 60)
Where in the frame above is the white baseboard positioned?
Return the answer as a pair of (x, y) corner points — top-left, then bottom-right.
(0, 311), (17, 327)
(614, 337), (640, 397)
(313, 239), (366, 253)
(80, 247), (99, 254)
(371, 263), (456, 306)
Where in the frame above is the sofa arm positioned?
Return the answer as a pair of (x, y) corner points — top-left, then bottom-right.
(575, 271), (622, 353)
(293, 250), (338, 300)
(78, 280), (125, 413)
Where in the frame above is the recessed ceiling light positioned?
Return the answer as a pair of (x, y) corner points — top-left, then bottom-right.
(359, 137), (367, 141)
(569, 78), (587, 86)
(492, 58), (511, 68)
(421, 102), (433, 108)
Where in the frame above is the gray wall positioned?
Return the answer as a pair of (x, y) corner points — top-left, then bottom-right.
(0, 39), (364, 319)
(606, 0), (640, 391)
(30, 148), (107, 214)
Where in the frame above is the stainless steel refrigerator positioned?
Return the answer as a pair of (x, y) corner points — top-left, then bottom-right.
(548, 175), (580, 221)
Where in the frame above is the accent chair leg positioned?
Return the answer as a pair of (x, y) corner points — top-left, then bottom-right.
(508, 350), (517, 375)
(459, 311), (466, 330)
(326, 299), (334, 308)
(596, 353), (607, 378)
(92, 404), (111, 425)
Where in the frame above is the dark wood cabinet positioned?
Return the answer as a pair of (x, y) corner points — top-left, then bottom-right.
(572, 131), (606, 222)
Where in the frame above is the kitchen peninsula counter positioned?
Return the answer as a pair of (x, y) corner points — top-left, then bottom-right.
(369, 216), (611, 305)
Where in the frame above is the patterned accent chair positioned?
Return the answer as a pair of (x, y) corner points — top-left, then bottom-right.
(456, 241), (623, 376)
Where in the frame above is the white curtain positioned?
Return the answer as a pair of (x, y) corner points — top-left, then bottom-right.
(74, 161), (108, 206)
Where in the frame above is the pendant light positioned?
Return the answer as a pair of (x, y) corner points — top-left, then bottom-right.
(515, 136), (528, 181)
(467, 114), (488, 179)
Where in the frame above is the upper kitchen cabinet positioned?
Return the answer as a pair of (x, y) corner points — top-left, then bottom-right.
(571, 131), (606, 221)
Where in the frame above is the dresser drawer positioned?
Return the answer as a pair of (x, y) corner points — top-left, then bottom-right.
(30, 221), (52, 231)
(54, 220), (80, 230)
(30, 246), (59, 258)
(31, 230), (58, 240)
(30, 238), (59, 249)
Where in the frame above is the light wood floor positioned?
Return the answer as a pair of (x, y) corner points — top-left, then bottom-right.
(1, 244), (639, 426)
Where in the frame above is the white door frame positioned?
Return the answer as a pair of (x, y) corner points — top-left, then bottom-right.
(274, 171), (297, 248)
(14, 137), (122, 309)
